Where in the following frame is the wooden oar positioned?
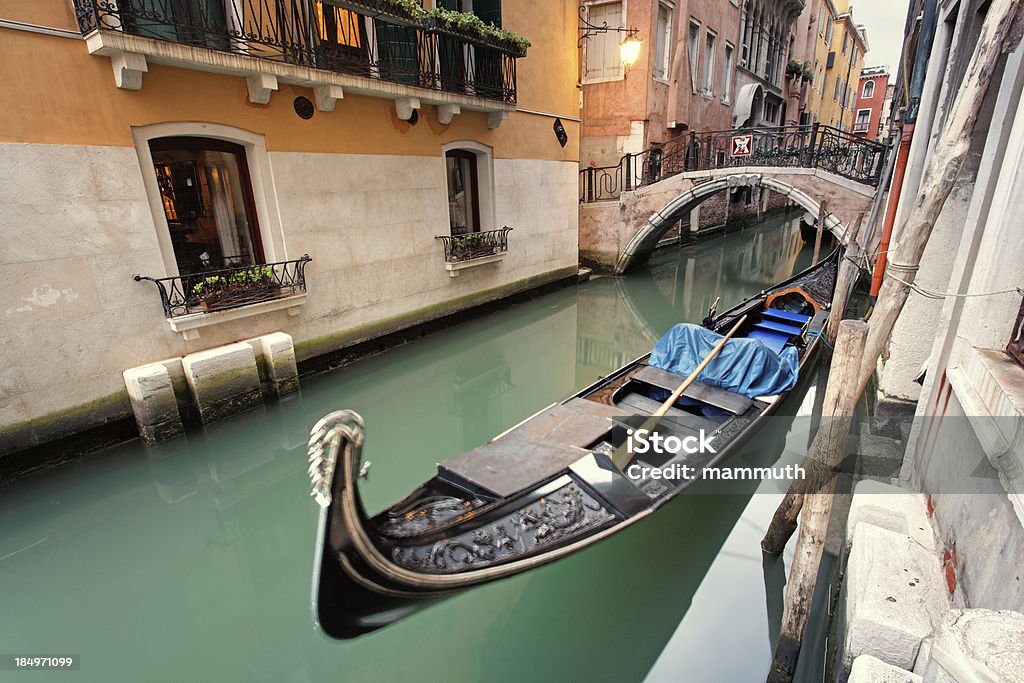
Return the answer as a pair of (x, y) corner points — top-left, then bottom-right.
(611, 315), (748, 470)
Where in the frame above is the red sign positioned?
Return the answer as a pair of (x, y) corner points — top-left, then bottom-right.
(731, 134), (753, 157)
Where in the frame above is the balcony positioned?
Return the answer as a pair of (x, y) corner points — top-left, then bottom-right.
(134, 256), (312, 334)
(72, 0), (522, 121)
(435, 227), (511, 277)
(853, 121), (871, 133)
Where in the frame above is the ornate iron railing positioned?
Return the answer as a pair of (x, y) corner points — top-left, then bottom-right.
(580, 123), (889, 203)
(435, 227), (511, 263)
(134, 255), (312, 318)
(72, 0), (519, 103)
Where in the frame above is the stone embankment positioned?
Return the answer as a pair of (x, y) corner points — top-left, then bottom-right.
(123, 331), (299, 444)
(839, 480), (1024, 681)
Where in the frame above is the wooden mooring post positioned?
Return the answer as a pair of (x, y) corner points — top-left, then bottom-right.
(812, 198), (827, 264)
(827, 213), (866, 346)
(765, 319), (869, 682)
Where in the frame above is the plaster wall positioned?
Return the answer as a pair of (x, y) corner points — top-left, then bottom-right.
(0, 145), (578, 457)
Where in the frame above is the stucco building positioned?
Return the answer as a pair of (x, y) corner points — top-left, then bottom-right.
(786, 0), (867, 130)
(853, 65), (889, 140)
(578, 0), (742, 169)
(732, 0), (806, 128)
(0, 1), (581, 462)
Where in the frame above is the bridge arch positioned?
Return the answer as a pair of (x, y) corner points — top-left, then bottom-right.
(614, 173), (847, 275)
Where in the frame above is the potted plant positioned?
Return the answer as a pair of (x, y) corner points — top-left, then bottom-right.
(190, 265), (278, 311)
(425, 6), (530, 56)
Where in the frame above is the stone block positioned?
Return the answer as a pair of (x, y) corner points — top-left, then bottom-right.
(849, 655), (922, 682)
(181, 343), (262, 424)
(846, 480), (936, 555)
(914, 609), (1024, 682)
(123, 362), (183, 444)
(841, 525), (947, 674)
(244, 332), (300, 399)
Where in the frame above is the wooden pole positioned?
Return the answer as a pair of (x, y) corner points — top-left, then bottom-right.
(851, 0), (1024, 402)
(766, 320), (869, 682)
(826, 213), (866, 346)
(812, 198), (827, 264)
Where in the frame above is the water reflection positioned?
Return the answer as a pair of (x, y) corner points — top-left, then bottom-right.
(0, 210), (822, 683)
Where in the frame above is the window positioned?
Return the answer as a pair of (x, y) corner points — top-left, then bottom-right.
(584, 2), (624, 82)
(841, 30), (849, 54)
(862, 80), (875, 99)
(822, 73), (827, 96)
(149, 137), (263, 276)
(825, 15), (834, 45)
(702, 30), (716, 93)
(722, 43), (734, 102)
(445, 150), (480, 235)
(654, 3), (673, 81)
(688, 19), (701, 92)
(818, 7), (825, 35)
(834, 76), (840, 101)
(764, 101), (778, 124)
(854, 108), (871, 132)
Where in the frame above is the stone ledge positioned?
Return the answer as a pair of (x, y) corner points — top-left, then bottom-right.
(84, 30), (516, 116)
(841, 524), (948, 675)
(166, 294), (307, 339)
(947, 342), (1024, 525)
(915, 609), (1024, 682)
(849, 655), (922, 682)
(845, 480), (936, 556)
(444, 253), (506, 278)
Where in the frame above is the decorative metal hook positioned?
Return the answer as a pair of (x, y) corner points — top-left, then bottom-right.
(578, 5), (639, 47)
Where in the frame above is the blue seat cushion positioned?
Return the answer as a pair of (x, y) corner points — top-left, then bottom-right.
(762, 308), (811, 325)
(747, 329), (789, 355)
(754, 320), (804, 337)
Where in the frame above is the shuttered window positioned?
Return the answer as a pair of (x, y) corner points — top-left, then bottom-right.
(584, 2), (624, 82)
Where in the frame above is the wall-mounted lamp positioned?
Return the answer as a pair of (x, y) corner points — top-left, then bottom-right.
(579, 6), (642, 67)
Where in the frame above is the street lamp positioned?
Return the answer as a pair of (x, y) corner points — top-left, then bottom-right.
(579, 6), (642, 68)
(619, 34), (642, 68)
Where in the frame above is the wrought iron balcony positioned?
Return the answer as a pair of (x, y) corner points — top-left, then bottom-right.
(436, 227), (511, 263)
(134, 256), (312, 319)
(72, 0), (520, 103)
(580, 123), (889, 203)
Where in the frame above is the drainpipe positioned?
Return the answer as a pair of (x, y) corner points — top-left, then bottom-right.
(869, 0), (937, 300)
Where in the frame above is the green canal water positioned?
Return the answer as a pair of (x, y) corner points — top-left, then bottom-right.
(1, 213), (830, 682)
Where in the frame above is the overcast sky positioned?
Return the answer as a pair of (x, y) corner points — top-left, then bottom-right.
(853, 0), (912, 72)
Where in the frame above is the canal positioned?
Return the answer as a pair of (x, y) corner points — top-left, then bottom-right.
(0, 211), (829, 682)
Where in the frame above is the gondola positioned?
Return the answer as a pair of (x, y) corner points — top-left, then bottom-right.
(307, 249), (840, 639)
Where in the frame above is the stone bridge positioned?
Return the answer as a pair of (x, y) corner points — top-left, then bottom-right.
(579, 166), (876, 274)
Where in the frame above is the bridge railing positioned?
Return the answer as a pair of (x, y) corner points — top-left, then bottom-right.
(580, 123), (889, 203)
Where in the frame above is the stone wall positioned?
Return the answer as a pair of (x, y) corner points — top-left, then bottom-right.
(0, 142), (579, 458)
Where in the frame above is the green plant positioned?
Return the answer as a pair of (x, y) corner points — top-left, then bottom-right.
(192, 266), (275, 298)
(380, 0), (427, 20)
(425, 6), (530, 52)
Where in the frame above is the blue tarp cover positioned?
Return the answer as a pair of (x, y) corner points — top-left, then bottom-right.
(649, 323), (799, 398)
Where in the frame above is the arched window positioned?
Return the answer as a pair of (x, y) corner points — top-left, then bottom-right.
(862, 80), (875, 99)
(445, 150), (481, 235)
(149, 137), (264, 275)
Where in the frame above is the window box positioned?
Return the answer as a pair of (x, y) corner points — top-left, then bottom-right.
(135, 256), (312, 319)
(435, 228), (511, 277)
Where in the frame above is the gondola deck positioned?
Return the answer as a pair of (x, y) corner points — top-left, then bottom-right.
(307, 249), (840, 638)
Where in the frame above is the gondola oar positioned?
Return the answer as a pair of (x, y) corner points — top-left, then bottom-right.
(612, 315), (748, 470)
